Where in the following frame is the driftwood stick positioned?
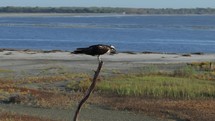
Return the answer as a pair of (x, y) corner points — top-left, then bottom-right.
(73, 61), (104, 121)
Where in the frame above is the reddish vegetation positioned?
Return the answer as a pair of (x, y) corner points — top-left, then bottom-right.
(0, 113), (55, 121)
(90, 95), (215, 121)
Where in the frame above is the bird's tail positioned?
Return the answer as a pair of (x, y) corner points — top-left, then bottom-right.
(72, 48), (86, 54)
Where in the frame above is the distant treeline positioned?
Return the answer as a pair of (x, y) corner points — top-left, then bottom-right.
(1, 7), (215, 14)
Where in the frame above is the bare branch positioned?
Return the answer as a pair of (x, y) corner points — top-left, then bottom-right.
(73, 61), (104, 121)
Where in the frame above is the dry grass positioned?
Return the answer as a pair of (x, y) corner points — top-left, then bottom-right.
(0, 73), (86, 108)
(33, 92), (81, 109)
(0, 85), (81, 108)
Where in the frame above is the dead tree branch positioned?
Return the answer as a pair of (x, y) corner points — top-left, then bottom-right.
(73, 61), (104, 121)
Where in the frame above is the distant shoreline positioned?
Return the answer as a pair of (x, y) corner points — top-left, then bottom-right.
(0, 13), (122, 17)
(1, 7), (215, 15)
(0, 13), (215, 17)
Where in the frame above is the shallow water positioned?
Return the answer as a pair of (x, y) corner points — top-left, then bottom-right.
(0, 15), (215, 53)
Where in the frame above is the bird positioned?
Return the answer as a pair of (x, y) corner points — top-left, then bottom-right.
(73, 44), (116, 62)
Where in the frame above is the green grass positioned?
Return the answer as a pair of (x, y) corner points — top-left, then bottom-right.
(96, 74), (215, 99)
(65, 63), (215, 99)
(66, 73), (215, 99)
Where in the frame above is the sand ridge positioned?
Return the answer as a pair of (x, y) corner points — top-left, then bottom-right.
(0, 50), (214, 63)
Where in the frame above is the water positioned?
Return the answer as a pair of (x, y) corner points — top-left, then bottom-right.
(0, 14), (215, 53)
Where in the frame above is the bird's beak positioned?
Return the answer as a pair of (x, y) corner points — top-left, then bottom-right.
(110, 49), (117, 55)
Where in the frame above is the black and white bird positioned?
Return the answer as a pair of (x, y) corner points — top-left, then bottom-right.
(73, 44), (116, 62)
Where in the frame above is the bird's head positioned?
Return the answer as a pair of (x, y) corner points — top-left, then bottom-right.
(109, 45), (117, 54)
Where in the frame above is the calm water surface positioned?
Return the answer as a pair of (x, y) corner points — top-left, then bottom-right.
(0, 15), (215, 53)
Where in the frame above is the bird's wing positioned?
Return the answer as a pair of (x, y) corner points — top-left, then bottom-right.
(74, 44), (111, 55)
(97, 45), (109, 54)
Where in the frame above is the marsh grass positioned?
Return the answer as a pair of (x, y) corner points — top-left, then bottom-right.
(1, 63), (215, 106)
(64, 63), (215, 99)
(67, 73), (215, 99)
(66, 78), (92, 92)
(97, 75), (215, 99)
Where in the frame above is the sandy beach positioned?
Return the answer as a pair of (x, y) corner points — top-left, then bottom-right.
(1, 50), (214, 66)
(0, 50), (214, 74)
(1, 50), (215, 62)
